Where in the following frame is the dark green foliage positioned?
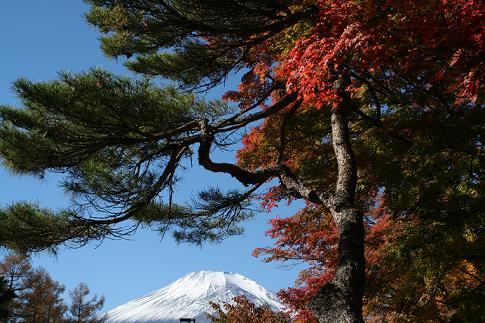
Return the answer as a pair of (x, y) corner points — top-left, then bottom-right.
(0, 203), (107, 254)
(131, 188), (256, 244)
(356, 102), (485, 319)
(0, 68), (261, 252)
(448, 284), (485, 322)
(0, 0), (311, 254)
(0, 276), (15, 320)
(85, 0), (315, 89)
(126, 46), (240, 90)
(171, 188), (256, 244)
(0, 69), (213, 174)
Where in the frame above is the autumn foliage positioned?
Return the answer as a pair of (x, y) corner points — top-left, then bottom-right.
(282, 0), (483, 107)
(225, 0), (485, 321)
(208, 295), (290, 323)
(0, 254), (106, 322)
(0, 0), (483, 321)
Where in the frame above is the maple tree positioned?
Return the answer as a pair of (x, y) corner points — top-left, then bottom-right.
(0, 0), (483, 321)
(240, 1), (484, 319)
(208, 295), (290, 323)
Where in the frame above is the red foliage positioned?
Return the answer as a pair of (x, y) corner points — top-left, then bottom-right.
(253, 196), (396, 320)
(226, 0), (484, 319)
(280, 0), (484, 107)
(222, 44), (275, 110)
(208, 295), (290, 323)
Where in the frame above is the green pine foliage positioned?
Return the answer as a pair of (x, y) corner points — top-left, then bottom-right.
(0, 1), (315, 253)
(84, 0), (314, 89)
(0, 68), (256, 252)
(1, 69), (214, 174)
(0, 0), (483, 320)
(0, 203), (77, 253)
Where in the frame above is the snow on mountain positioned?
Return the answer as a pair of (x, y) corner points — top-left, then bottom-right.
(105, 271), (285, 323)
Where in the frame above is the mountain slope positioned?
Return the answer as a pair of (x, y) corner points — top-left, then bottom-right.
(105, 271), (284, 323)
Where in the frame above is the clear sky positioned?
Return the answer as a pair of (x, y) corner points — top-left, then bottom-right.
(0, 1), (304, 311)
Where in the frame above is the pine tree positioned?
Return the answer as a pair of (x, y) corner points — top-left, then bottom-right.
(0, 277), (15, 321)
(0, 1), (482, 321)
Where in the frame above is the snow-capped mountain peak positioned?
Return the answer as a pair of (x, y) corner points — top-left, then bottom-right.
(106, 271), (284, 323)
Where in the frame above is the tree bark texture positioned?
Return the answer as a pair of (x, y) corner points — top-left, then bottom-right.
(194, 74), (365, 321)
(310, 74), (365, 323)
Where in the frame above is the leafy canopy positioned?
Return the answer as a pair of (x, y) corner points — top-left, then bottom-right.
(0, 0), (483, 320)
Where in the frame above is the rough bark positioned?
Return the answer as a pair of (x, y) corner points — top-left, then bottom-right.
(195, 79), (365, 321)
(310, 74), (365, 323)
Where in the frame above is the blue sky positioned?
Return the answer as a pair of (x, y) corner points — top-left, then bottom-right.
(0, 1), (304, 311)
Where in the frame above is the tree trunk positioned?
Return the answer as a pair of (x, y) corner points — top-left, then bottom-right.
(310, 74), (365, 322)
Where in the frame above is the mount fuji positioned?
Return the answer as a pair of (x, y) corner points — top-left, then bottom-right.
(105, 271), (285, 323)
